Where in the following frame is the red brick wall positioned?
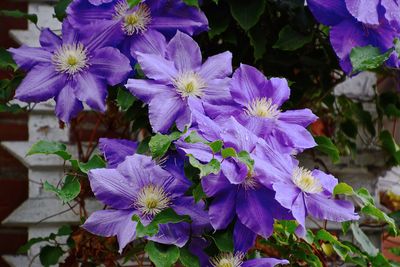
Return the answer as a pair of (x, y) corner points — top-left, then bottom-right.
(0, 1), (29, 267)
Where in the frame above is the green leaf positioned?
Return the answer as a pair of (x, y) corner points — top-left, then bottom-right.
(39, 246), (64, 267)
(380, 130), (400, 162)
(18, 237), (47, 253)
(44, 175), (81, 203)
(57, 225), (72, 236)
(273, 25), (313, 51)
(395, 38), (400, 59)
(127, 0), (141, 8)
(192, 183), (206, 202)
(315, 229), (351, 260)
(183, 0), (199, 7)
(188, 155), (220, 177)
(350, 45), (394, 72)
(350, 223), (378, 256)
(221, 147), (237, 158)
(184, 131), (208, 144)
(54, 0), (72, 21)
(314, 136), (340, 163)
(248, 23), (267, 60)
(179, 247), (200, 267)
(149, 132), (181, 158)
(210, 230), (234, 252)
(207, 6), (230, 39)
(389, 247), (400, 256)
(361, 204), (397, 235)
(209, 140), (223, 153)
(0, 48), (17, 71)
(342, 221), (351, 235)
(228, 0), (266, 31)
(27, 140), (71, 160)
(355, 188), (375, 205)
(132, 208), (191, 237)
(384, 104), (400, 118)
(237, 150), (255, 172)
(78, 155), (106, 173)
(333, 182), (354, 196)
(0, 9), (38, 24)
(145, 242), (180, 267)
(117, 87), (136, 111)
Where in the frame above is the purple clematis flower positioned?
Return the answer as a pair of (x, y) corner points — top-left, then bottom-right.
(175, 113), (293, 252)
(83, 154), (209, 252)
(9, 20), (131, 123)
(99, 138), (138, 168)
(272, 162), (359, 236)
(126, 31), (232, 133)
(207, 253), (289, 267)
(88, 0), (113, 6)
(67, 0), (208, 60)
(204, 64), (317, 153)
(307, 0), (400, 73)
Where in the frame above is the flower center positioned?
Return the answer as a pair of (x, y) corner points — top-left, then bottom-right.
(174, 71), (206, 98)
(242, 173), (258, 190)
(210, 253), (243, 267)
(135, 184), (171, 216)
(114, 1), (151, 35)
(292, 167), (323, 194)
(52, 43), (89, 75)
(245, 97), (280, 118)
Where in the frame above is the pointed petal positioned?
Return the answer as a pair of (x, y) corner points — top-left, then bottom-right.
(209, 188), (236, 230)
(55, 84), (84, 123)
(305, 194), (359, 222)
(88, 168), (137, 209)
(99, 138), (137, 168)
(166, 31), (202, 72)
(74, 72), (107, 111)
(175, 140), (214, 163)
(279, 109), (318, 127)
(221, 159), (247, 184)
(130, 29), (167, 58)
(148, 222), (190, 247)
(201, 78), (232, 104)
(381, 0), (400, 30)
(81, 19), (124, 51)
(67, 0), (115, 26)
(14, 65), (63, 102)
(8, 46), (52, 71)
(306, 0), (350, 26)
(275, 121), (317, 150)
(345, 0), (380, 25)
(62, 19), (80, 44)
(201, 173), (233, 197)
(236, 188), (275, 238)
(273, 182), (301, 210)
(39, 28), (62, 52)
(312, 170), (338, 194)
(199, 51), (232, 80)
(136, 52), (178, 83)
(91, 47), (131, 86)
(126, 79), (170, 102)
(82, 209), (136, 253)
(292, 193), (307, 237)
(262, 77), (290, 107)
(243, 258), (289, 267)
(234, 220), (257, 253)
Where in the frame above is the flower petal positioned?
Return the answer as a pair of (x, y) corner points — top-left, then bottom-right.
(262, 77), (290, 107)
(8, 46), (52, 71)
(272, 182), (301, 210)
(67, 0), (115, 26)
(82, 209), (137, 253)
(344, 0), (380, 25)
(90, 47), (131, 86)
(275, 120), (317, 151)
(201, 173), (233, 197)
(278, 109), (318, 127)
(130, 29), (167, 58)
(99, 138), (137, 168)
(39, 28), (62, 52)
(74, 72), (107, 111)
(166, 31), (202, 72)
(236, 188), (275, 239)
(126, 79), (170, 102)
(148, 222), (190, 248)
(199, 51), (232, 80)
(172, 196), (210, 234)
(312, 169), (338, 194)
(381, 0), (400, 30)
(55, 84), (84, 123)
(234, 220), (257, 253)
(201, 77), (232, 104)
(208, 188), (236, 230)
(306, 0), (350, 26)
(242, 258), (289, 267)
(292, 193), (307, 237)
(88, 168), (137, 209)
(136, 52), (178, 83)
(14, 65), (63, 102)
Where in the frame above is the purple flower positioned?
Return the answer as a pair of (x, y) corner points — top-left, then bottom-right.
(204, 64), (317, 153)
(208, 253), (289, 267)
(307, 0), (400, 73)
(9, 20), (131, 123)
(83, 154), (209, 252)
(99, 138), (137, 168)
(88, 0), (113, 6)
(126, 31), (232, 133)
(67, 0), (208, 59)
(272, 163), (359, 236)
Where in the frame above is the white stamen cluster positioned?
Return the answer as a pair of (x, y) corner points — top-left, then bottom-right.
(134, 184), (171, 216)
(174, 71), (207, 98)
(242, 173), (258, 190)
(52, 43), (89, 75)
(245, 97), (280, 118)
(114, 1), (151, 35)
(292, 167), (323, 194)
(210, 253), (243, 267)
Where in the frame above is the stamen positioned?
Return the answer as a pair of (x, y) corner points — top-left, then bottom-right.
(114, 1), (152, 36)
(52, 43), (89, 75)
(173, 71), (207, 98)
(134, 184), (171, 216)
(210, 252), (243, 267)
(244, 97), (280, 118)
(242, 173), (258, 190)
(292, 167), (323, 194)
